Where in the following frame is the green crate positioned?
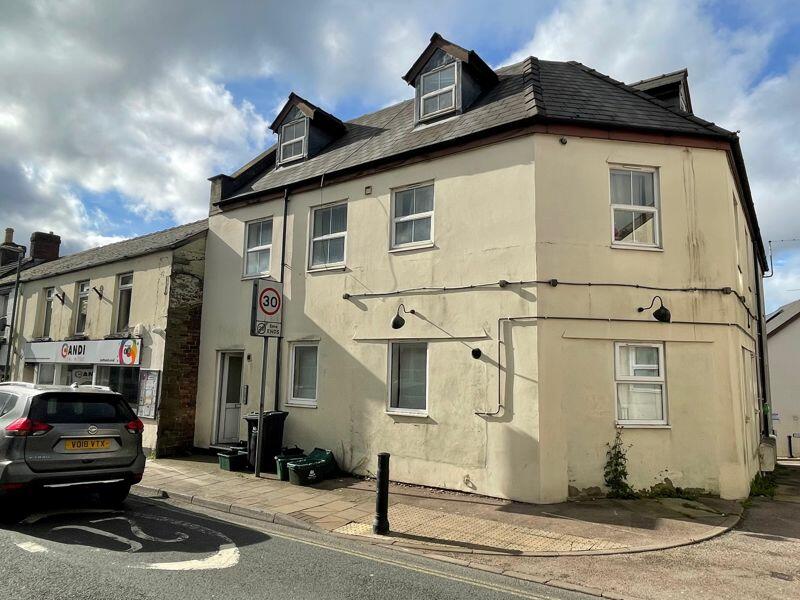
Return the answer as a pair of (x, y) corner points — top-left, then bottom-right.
(218, 451), (249, 472)
(287, 459), (327, 486)
(307, 448), (339, 477)
(276, 453), (306, 481)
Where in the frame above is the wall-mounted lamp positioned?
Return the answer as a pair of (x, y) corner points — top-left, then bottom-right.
(54, 291), (65, 305)
(92, 285), (104, 299)
(637, 295), (671, 323)
(391, 304), (415, 329)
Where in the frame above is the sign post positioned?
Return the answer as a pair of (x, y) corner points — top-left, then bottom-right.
(250, 279), (283, 478)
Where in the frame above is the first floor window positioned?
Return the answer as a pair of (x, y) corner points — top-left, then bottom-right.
(75, 281), (90, 334)
(392, 183), (434, 248)
(115, 273), (133, 333)
(615, 342), (667, 425)
(42, 287), (54, 338)
(610, 167), (660, 247)
(289, 343), (318, 405)
(310, 202), (347, 268)
(389, 342), (428, 413)
(245, 218), (273, 277)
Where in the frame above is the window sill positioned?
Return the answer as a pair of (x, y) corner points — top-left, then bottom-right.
(386, 409), (429, 418)
(616, 423), (671, 429)
(307, 264), (346, 274)
(610, 244), (664, 252)
(286, 401), (317, 409)
(242, 273), (272, 281)
(389, 242), (435, 254)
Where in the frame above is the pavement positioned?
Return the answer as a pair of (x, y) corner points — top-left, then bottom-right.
(0, 492), (598, 600)
(134, 456), (742, 559)
(429, 461), (800, 600)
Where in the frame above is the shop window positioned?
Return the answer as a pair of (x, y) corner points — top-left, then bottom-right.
(96, 365), (141, 414)
(35, 363), (56, 385)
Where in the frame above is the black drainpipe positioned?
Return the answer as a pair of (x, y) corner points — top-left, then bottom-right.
(754, 258), (770, 437)
(273, 187), (289, 411)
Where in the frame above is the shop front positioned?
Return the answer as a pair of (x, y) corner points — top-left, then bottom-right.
(22, 338), (151, 416)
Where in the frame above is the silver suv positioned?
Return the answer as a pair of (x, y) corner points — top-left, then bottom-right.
(0, 382), (145, 506)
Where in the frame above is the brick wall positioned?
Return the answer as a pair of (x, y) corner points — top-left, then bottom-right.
(155, 236), (206, 456)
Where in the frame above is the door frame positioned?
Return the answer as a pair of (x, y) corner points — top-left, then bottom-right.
(214, 350), (245, 444)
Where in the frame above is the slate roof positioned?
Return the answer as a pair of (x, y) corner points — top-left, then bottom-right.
(224, 57), (732, 203)
(216, 54), (765, 268)
(0, 219), (208, 286)
(767, 298), (800, 337)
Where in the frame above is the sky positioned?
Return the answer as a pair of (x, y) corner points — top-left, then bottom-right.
(1, 0), (799, 310)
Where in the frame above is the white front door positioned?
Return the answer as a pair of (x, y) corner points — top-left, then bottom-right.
(217, 352), (244, 444)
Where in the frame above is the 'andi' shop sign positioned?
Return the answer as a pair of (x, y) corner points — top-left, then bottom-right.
(23, 339), (142, 366)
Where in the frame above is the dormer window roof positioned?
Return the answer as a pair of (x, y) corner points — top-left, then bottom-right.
(403, 33), (498, 126)
(270, 93), (346, 166)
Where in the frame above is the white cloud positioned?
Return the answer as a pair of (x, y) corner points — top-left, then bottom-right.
(505, 0), (800, 310)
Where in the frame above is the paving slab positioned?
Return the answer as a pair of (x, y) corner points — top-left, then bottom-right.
(136, 456), (741, 558)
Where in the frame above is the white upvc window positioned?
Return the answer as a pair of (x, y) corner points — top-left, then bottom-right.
(74, 280), (90, 335)
(115, 273), (133, 333)
(280, 119), (306, 163)
(42, 287), (55, 338)
(419, 63), (457, 119)
(309, 202), (347, 269)
(614, 342), (667, 426)
(244, 218), (273, 278)
(288, 343), (318, 406)
(388, 341), (428, 415)
(610, 166), (661, 248)
(391, 183), (434, 249)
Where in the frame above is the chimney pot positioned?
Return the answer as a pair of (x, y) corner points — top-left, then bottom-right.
(4, 228), (13, 244)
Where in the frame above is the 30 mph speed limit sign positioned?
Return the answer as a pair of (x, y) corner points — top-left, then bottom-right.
(251, 279), (283, 337)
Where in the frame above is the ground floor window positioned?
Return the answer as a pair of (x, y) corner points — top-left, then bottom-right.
(289, 343), (318, 406)
(96, 366), (140, 413)
(35, 362), (56, 385)
(614, 342), (667, 425)
(389, 341), (428, 414)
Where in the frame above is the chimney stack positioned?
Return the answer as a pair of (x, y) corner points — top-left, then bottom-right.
(0, 229), (25, 267)
(30, 231), (61, 263)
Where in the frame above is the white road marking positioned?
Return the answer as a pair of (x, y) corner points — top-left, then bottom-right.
(15, 541), (48, 554)
(143, 543), (240, 571)
(51, 525), (143, 552)
(90, 516), (189, 543)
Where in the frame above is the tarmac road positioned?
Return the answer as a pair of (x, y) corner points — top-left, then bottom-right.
(0, 493), (597, 600)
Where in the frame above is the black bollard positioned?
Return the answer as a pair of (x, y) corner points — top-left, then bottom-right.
(373, 452), (390, 535)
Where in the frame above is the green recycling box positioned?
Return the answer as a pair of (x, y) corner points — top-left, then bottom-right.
(287, 459), (327, 486)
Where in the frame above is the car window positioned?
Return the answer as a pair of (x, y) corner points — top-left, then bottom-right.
(0, 392), (18, 417)
(29, 393), (135, 424)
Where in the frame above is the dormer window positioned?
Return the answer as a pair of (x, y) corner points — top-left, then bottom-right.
(270, 93), (346, 166)
(420, 63), (456, 119)
(280, 118), (307, 163)
(403, 33), (499, 127)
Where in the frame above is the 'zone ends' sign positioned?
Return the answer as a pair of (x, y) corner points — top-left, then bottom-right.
(251, 279), (283, 337)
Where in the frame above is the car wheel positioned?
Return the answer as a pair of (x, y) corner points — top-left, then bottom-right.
(99, 483), (131, 507)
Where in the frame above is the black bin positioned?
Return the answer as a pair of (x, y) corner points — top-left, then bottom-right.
(243, 411), (288, 472)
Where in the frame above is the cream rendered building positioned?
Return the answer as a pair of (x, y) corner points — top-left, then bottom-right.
(1, 221), (207, 456)
(195, 34), (768, 502)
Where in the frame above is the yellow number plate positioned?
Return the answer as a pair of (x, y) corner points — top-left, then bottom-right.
(65, 439), (112, 452)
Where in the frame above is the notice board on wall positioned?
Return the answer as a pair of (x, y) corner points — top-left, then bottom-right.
(137, 369), (161, 419)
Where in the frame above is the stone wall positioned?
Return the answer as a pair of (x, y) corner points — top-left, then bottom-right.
(155, 235), (206, 456)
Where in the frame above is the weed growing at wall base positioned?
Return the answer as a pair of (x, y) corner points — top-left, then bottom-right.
(604, 429), (637, 499)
